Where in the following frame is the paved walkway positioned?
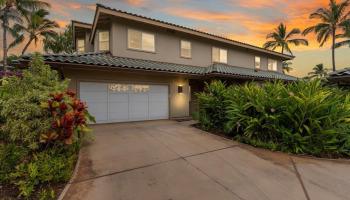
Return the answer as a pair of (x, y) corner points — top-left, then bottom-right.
(63, 120), (350, 200)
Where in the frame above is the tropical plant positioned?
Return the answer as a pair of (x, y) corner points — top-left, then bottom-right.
(308, 64), (329, 78)
(0, 0), (49, 69)
(282, 61), (293, 74)
(0, 53), (69, 149)
(196, 80), (229, 130)
(303, 0), (350, 71)
(43, 25), (74, 54)
(0, 53), (94, 199)
(197, 80), (350, 157)
(263, 23), (309, 55)
(11, 8), (58, 55)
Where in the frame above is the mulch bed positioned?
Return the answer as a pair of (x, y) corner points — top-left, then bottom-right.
(0, 182), (66, 200)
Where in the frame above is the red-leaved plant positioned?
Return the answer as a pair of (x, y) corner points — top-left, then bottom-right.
(40, 90), (95, 145)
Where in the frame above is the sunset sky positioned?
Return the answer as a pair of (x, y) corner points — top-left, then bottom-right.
(2, 0), (350, 77)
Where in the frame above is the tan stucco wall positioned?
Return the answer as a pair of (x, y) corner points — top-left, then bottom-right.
(62, 67), (190, 118)
(96, 18), (285, 73)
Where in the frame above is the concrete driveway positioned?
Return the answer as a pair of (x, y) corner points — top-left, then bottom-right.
(63, 120), (350, 200)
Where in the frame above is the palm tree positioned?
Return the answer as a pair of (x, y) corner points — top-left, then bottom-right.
(43, 25), (74, 54)
(12, 8), (58, 55)
(263, 23), (309, 55)
(0, 0), (49, 69)
(282, 61), (293, 74)
(303, 0), (350, 72)
(308, 64), (329, 78)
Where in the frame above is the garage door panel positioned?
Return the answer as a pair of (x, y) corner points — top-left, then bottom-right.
(149, 102), (168, 119)
(80, 82), (169, 123)
(108, 93), (128, 103)
(149, 93), (168, 102)
(80, 82), (107, 92)
(129, 93), (149, 121)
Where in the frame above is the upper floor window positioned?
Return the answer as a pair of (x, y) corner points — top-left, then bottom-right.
(255, 56), (261, 69)
(128, 29), (155, 52)
(180, 40), (191, 58)
(77, 39), (85, 53)
(268, 59), (278, 71)
(99, 31), (109, 51)
(212, 47), (227, 63)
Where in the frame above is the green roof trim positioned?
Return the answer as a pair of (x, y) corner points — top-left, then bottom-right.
(19, 52), (297, 81)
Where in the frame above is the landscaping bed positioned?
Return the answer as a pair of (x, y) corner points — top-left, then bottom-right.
(195, 80), (350, 159)
(0, 54), (94, 200)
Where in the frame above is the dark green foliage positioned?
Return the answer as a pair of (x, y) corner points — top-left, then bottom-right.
(0, 144), (28, 183)
(197, 80), (350, 157)
(0, 54), (92, 199)
(196, 81), (229, 131)
(0, 53), (68, 149)
(10, 145), (78, 198)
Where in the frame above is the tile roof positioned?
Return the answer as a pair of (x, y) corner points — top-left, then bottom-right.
(19, 52), (297, 81)
(208, 63), (297, 81)
(328, 68), (350, 77)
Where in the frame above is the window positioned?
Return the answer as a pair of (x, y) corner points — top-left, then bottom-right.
(128, 29), (155, 52)
(77, 39), (85, 53)
(180, 40), (191, 58)
(255, 56), (261, 69)
(99, 31), (109, 51)
(268, 59), (278, 71)
(212, 47), (227, 63)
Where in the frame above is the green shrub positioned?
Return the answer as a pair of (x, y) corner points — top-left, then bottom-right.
(197, 80), (350, 157)
(10, 145), (78, 198)
(196, 80), (229, 130)
(0, 53), (68, 150)
(0, 53), (94, 199)
(0, 144), (28, 183)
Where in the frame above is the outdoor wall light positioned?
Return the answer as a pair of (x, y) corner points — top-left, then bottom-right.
(178, 85), (183, 93)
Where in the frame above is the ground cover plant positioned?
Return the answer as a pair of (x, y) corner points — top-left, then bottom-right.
(197, 80), (350, 157)
(0, 53), (94, 199)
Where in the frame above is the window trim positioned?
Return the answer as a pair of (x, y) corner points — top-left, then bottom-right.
(127, 28), (156, 53)
(268, 59), (278, 71)
(212, 47), (228, 64)
(180, 40), (192, 59)
(76, 38), (85, 53)
(98, 30), (110, 51)
(255, 56), (261, 70)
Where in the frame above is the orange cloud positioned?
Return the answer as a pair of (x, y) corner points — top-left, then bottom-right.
(164, 8), (235, 21)
(68, 2), (82, 9)
(236, 0), (287, 9)
(56, 20), (69, 28)
(126, 0), (144, 6)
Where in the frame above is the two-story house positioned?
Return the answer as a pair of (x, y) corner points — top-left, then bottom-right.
(20, 4), (296, 124)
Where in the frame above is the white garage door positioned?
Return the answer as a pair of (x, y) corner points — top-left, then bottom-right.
(80, 82), (169, 123)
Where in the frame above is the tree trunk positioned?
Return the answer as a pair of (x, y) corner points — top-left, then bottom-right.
(2, 7), (9, 71)
(332, 29), (336, 72)
(21, 38), (33, 55)
(281, 46), (284, 54)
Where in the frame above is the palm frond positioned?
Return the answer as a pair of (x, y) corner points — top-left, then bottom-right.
(286, 28), (301, 39)
(288, 38), (309, 46)
(335, 39), (350, 48)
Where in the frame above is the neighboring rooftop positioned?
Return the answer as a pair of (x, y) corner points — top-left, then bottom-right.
(328, 68), (350, 84)
(18, 52), (297, 81)
(88, 4), (293, 60)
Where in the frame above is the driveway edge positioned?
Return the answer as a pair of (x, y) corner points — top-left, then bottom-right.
(57, 149), (82, 200)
